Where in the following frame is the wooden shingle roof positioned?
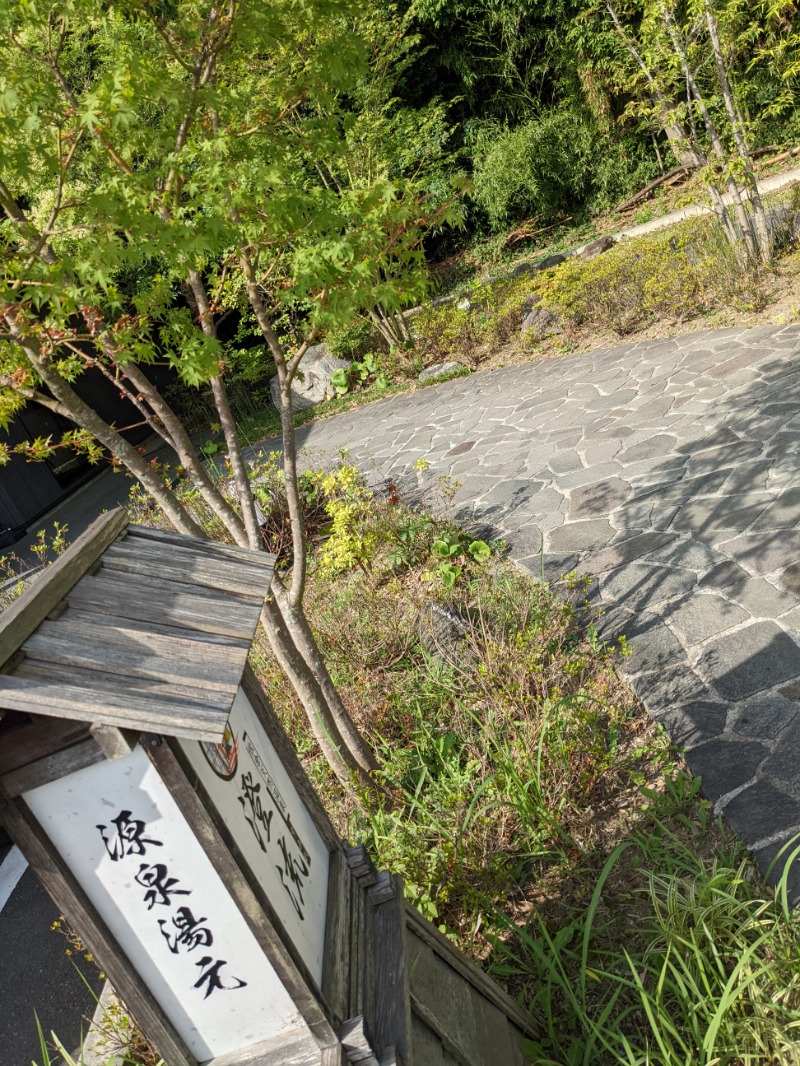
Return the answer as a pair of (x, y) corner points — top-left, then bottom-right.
(0, 508), (275, 741)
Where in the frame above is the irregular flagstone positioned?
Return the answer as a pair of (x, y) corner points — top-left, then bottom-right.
(731, 694), (799, 739)
(687, 738), (770, 802)
(662, 592), (749, 645)
(256, 321), (800, 890)
(569, 477), (631, 518)
(696, 621), (800, 700)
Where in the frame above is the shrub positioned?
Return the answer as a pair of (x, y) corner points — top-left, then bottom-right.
(537, 219), (767, 335)
(412, 274), (532, 366)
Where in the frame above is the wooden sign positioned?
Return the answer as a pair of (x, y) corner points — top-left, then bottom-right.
(177, 686), (330, 983)
(0, 510), (538, 1065)
(24, 745), (306, 1061)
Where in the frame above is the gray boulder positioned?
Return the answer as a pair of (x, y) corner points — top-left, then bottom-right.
(417, 602), (473, 666)
(418, 360), (465, 384)
(521, 305), (562, 341)
(580, 235), (614, 259)
(269, 343), (350, 412)
(510, 252), (568, 278)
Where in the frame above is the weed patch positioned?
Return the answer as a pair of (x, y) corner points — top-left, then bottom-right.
(248, 462), (800, 1063)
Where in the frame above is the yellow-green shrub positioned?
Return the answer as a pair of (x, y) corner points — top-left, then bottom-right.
(412, 275), (532, 366)
(536, 220), (765, 334)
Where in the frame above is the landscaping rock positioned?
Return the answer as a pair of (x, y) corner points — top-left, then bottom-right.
(580, 235), (614, 259)
(269, 343), (350, 412)
(520, 305), (562, 341)
(418, 361), (465, 384)
(510, 252), (568, 278)
(417, 602), (472, 665)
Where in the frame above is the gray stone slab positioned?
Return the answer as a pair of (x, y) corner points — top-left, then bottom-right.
(731, 693), (799, 739)
(723, 576), (797, 619)
(759, 718), (800, 799)
(687, 738), (769, 801)
(517, 552), (581, 582)
(617, 614), (687, 676)
(721, 779), (800, 846)
(751, 485), (800, 530)
(630, 663), (709, 715)
(618, 434), (678, 464)
(699, 560), (752, 590)
(547, 519), (616, 553)
(670, 495), (771, 535)
(663, 593), (749, 646)
(569, 477), (631, 519)
(555, 462), (622, 490)
(580, 531), (677, 574)
(696, 622), (800, 701)
(654, 699), (728, 749)
(548, 451), (584, 474)
(717, 529), (800, 575)
(600, 562), (696, 612)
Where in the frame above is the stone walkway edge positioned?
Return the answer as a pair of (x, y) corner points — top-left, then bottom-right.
(247, 322), (800, 897)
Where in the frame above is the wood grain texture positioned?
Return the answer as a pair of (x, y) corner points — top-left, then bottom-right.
(0, 674), (231, 740)
(127, 524), (276, 571)
(408, 995), (476, 1066)
(67, 569), (262, 639)
(62, 606), (252, 650)
(0, 508), (127, 669)
(410, 1015), (445, 1066)
(102, 539), (273, 597)
(23, 627), (243, 691)
(322, 847), (352, 1025)
(2, 737), (105, 797)
(405, 906), (536, 1037)
(0, 715), (92, 775)
(369, 876), (411, 1064)
(207, 1028), (321, 1066)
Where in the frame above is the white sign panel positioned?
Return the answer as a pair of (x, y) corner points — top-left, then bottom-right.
(178, 688), (329, 984)
(24, 746), (305, 1063)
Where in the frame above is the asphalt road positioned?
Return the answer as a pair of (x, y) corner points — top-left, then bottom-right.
(0, 845), (99, 1066)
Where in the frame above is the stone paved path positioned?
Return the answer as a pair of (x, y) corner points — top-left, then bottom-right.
(277, 323), (800, 883)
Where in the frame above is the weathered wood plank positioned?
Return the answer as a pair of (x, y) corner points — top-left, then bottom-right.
(206, 1027), (320, 1066)
(370, 876), (412, 1064)
(74, 565), (260, 610)
(408, 995), (477, 1066)
(30, 614), (248, 669)
(406, 934), (478, 1064)
(0, 508), (127, 669)
(466, 984), (518, 1066)
(322, 847), (352, 1025)
(23, 629), (243, 693)
(410, 1015), (444, 1066)
(0, 675), (230, 740)
(102, 539), (274, 597)
(68, 571), (261, 640)
(14, 659), (235, 711)
(0, 715), (92, 775)
(405, 906), (536, 1036)
(2, 738), (105, 797)
(63, 607), (252, 651)
(128, 524), (276, 570)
